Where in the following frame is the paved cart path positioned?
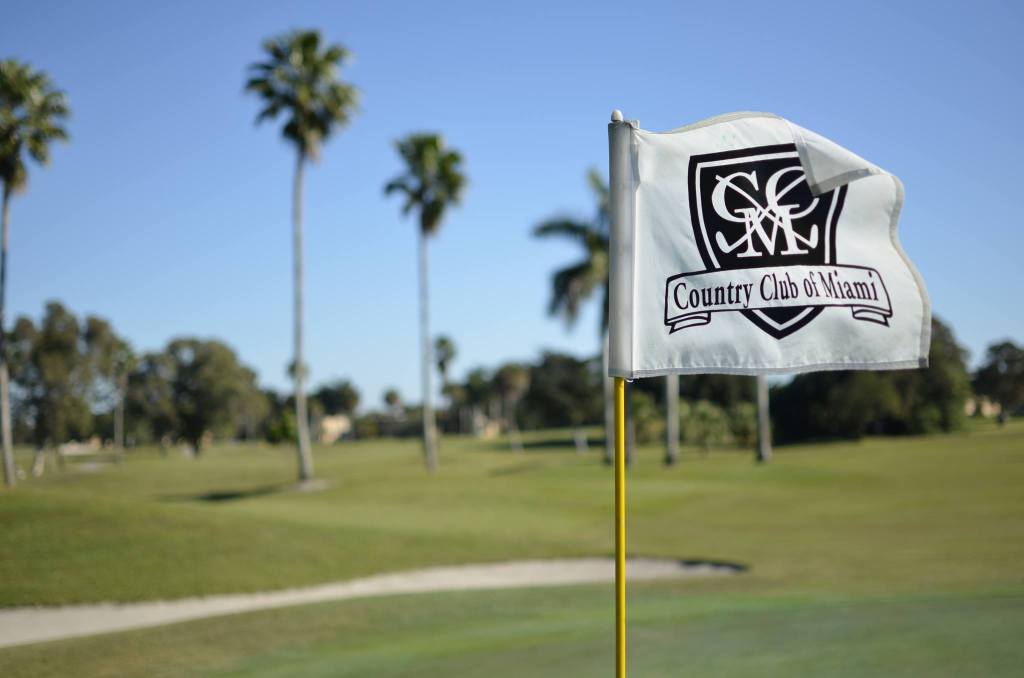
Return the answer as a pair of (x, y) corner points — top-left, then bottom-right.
(0, 557), (737, 649)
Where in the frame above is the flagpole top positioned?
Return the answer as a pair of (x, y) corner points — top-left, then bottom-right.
(611, 109), (623, 122)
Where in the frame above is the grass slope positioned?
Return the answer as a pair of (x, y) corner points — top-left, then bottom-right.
(1, 421), (1022, 676)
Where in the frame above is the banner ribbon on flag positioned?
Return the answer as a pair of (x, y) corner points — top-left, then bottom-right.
(664, 264), (892, 333)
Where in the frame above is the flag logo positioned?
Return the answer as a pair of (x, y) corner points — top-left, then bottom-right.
(663, 144), (893, 338)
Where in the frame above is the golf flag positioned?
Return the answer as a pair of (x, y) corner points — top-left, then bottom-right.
(607, 112), (931, 378)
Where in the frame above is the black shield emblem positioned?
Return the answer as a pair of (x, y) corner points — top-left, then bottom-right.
(687, 143), (847, 339)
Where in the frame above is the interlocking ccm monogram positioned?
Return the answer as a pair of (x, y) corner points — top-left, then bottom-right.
(712, 164), (820, 258)
(664, 144), (894, 339)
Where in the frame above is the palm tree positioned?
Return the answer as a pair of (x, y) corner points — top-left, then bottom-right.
(665, 373), (679, 465)
(533, 169), (616, 463)
(435, 335), (456, 390)
(246, 30), (357, 482)
(384, 134), (466, 472)
(383, 389), (402, 418)
(755, 375), (772, 463)
(0, 60), (70, 487)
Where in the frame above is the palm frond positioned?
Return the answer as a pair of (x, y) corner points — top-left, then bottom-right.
(532, 170), (610, 332)
(385, 132), (466, 236)
(533, 218), (594, 242)
(548, 259), (599, 326)
(245, 30), (358, 157)
(0, 59), (70, 188)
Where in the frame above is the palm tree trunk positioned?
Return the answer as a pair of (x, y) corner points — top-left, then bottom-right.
(293, 151), (314, 481)
(1, 186), (15, 487)
(755, 375), (772, 463)
(506, 395), (524, 453)
(114, 372), (126, 461)
(572, 426), (588, 454)
(602, 329), (613, 465)
(664, 373), (679, 465)
(418, 228), (437, 471)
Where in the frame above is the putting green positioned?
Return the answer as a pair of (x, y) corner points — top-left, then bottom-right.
(1, 420), (1021, 675)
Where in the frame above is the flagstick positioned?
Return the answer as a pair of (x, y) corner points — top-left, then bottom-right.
(608, 108), (629, 678)
(614, 376), (626, 677)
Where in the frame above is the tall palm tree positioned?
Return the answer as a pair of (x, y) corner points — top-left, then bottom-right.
(665, 373), (679, 465)
(383, 388), (402, 417)
(533, 169), (617, 463)
(435, 334), (457, 430)
(0, 60), (69, 487)
(435, 335), (456, 390)
(246, 30), (357, 482)
(385, 134), (466, 472)
(755, 375), (772, 463)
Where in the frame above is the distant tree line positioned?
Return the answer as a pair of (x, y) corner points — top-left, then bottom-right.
(612, 317), (1004, 447)
(5, 301), (361, 456)
(4, 302), (1019, 457)
(771, 318), (974, 442)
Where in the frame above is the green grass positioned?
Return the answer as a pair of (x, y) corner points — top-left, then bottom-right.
(1, 421), (1023, 676)
(4, 587), (1022, 678)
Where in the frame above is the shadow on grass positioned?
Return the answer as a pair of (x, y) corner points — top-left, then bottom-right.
(627, 555), (749, 573)
(160, 483), (289, 503)
(675, 558), (748, 573)
(485, 437), (609, 453)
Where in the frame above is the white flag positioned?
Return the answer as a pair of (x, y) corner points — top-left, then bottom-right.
(607, 112), (930, 378)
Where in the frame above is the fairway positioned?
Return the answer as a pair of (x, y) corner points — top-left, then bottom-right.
(1, 422), (1022, 676)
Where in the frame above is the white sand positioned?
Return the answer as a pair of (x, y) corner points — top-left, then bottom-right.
(0, 557), (736, 648)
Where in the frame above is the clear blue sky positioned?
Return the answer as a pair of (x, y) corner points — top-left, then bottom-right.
(2, 0), (1021, 408)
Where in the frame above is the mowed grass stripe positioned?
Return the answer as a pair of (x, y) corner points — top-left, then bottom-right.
(1, 586), (1021, 677)
(0, 421), (1021, 607)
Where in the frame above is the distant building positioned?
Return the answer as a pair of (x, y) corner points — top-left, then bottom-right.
(319, 414), (352, 443)
(964, 396), (1002, 418)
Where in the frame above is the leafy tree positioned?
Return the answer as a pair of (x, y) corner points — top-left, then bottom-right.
(124, 352), (178, 446)
(83, 316), (135, 449)
(630, 389), (663, 445)
(887, 317), (971, 434)
(729, 401), (758, 448)
(8, 303), (94, 453)
(771, 317), (969, 442)
(162, 338), (263, 454)
(519, 351), (602, 451)
(773, 370), (902, 442)
(246, 30), (358, 481)
(678, 374), (754, 408)
(494, 363), (530, 452)
(533, 169), (622, 463)
(520, 352), (601, 428)
(462, 367), (494, 434)
(440, 381), (467, 433)
(385, 133), (466, 472)
(679, 400), (736, 452)
(973, 341), (1024, 420)
(0, 60), (69, 485)
(231, 374), (271, 441)
(261, 389), (296, 445)
(313, 379), (360, 415)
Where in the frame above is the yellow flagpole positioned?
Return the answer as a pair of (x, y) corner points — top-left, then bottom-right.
(614, 376), (626, 677)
